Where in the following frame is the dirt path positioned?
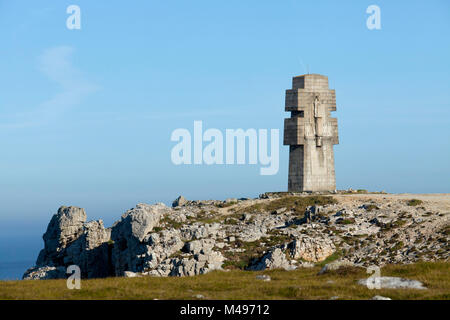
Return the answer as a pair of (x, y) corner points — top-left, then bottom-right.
(334, 193), (450, 213)
(217, 193), (450, 217)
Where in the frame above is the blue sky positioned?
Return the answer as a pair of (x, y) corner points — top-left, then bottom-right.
(0, 1), (449, 266)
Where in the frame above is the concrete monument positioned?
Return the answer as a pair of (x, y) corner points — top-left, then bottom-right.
(283, 74), (338, 192)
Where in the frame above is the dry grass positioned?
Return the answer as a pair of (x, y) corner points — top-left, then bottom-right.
(0, 261), (448, 300)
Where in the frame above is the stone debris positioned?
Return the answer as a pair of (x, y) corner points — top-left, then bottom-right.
(248, 248), (297, 271)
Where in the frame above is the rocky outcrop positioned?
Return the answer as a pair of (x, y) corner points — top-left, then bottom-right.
(169, 250), (225, 277)
(23, 266), (66, 280)
(24, 193), (449, 280)
(248, 248), (296, 271)
(110, 203), (170, 275)
(36, 206), (87, 267)
(288, 235), (335, 262)
(172, 195), (187, 207)
(24, 206), (110, 279)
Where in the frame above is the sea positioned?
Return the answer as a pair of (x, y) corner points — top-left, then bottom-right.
(0, 220), (45, 280)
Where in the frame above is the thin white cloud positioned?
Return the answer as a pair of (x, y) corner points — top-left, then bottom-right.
(0, 46), (99, 129)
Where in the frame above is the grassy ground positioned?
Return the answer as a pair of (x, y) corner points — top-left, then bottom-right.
(0, 261), (448, 300)
(234, 195), (337, 215)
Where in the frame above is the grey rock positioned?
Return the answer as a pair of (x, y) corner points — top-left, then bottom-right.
(124, 271), (141, 278)
(64, 220), (111, 278)
(183, 239), (215, 255)
(170, 250), (225, 277)
(238, 225), (266, 242)
(180, 223), (224, 241)
(172, 196), (187, 208)
(143, 229), (184, 270)
(358, 277), (427, 290)
(37, 206), (87, 266)
(274, 207), (287, 214)
(318, 260), (355, 275)
(23, 266), (66, 280)
(25, 191), (449, 280)
(248, 248), (296, 271)
(289, 235), (335, 262)
(111, 203), (170, 275)
(372, 295), (392, 300)
(24, 206), (111, 279)
(255, 275), (271, 281)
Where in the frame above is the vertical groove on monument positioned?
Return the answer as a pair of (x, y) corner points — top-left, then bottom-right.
(283, 74), (339, 192)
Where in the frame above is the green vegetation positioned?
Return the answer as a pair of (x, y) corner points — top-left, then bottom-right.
(392, 219), (408, 228)
(160, 217), (183, 229)
(222, 232), (291, 271)
(441, 224), (450, 236)
(193, 210), (222, 224)
(336, 218), (355, 225)
(407, 199), (423, 206)
(1, 262), (448, 300)
(237, 196), (337, 216)
(215, 201), (237, 208)
(316, 249), (343, 267)
(390, 241), (404, 252)
(364, 204), (379, 212)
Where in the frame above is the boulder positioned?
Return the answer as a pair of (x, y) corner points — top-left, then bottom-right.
(111, 203), (171, 275)
(318, 260), (355, 275)
(64, 220), (111, 278)
(172, 196), (187, 207)
(248, 248), (296, 271)
(36, 206), (87, 266)
(238, 225), (266, 242)
(124, 271), (141, 278)
(24, 206), (111, 279)
(372, 295), (392, 300)
(142, 229), (184, 270)
(180, 223), (224, 241)
(183, 239), (215, 255)
(289, 235), (335, 262)
(169, 250), (225, 276)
